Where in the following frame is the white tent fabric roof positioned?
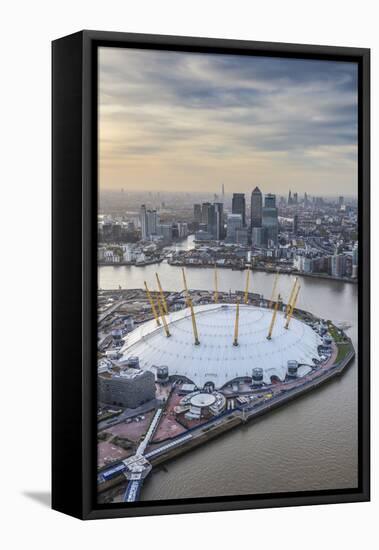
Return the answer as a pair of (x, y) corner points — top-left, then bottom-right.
(120, 304), (322, 388)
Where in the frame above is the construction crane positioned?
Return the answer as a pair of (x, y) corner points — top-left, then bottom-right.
(155, 272), (168, 314)
(244, 268), (251, 304)
(267, 293), (280, 340)
(214, 264), (218, 303)
(181, 268), (200, 345)
(268, 271), (279, 308)
(285, 277), (298, 318)
(233, 299), (240, 346)
(144, 281), (161, 326)
(156, 296), (171, 337)
(285, 285), (300, 330)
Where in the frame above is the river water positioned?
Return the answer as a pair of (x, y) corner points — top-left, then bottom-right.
(98, 246), (358, 499)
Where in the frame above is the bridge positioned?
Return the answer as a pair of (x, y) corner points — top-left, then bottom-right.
(121, 408), (163, 502)
(123, 479), (143, 502)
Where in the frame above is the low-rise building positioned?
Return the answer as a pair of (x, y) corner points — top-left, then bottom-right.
(98, 367), (155, 408)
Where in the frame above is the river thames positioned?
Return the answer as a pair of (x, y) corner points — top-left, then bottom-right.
(98, 253), (358, 500)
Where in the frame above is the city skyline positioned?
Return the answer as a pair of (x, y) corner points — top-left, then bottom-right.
(99, 47), (358, 196)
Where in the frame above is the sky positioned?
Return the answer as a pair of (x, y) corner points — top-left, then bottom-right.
(99, 47), (358, 196)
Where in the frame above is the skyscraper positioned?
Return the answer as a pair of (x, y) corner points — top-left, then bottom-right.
(264, 193), (276, 208)
(205, 203), (215, 236)
(201, 202), (211, 224)
(194, 204), (202, 224)
(214, 202), (224, 240)
(226, 213), (243, 243)
(146, 209), (158, 236)
(232, 193), (246, 226)
(140, 204), (147, 240)
(250, 187), (263, 230)
(262, 194), (278, 246)
(140, 204), (158, 240)
(251, 226), (266, 247)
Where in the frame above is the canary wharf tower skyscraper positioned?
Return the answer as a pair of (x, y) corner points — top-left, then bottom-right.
(251, 187), (263, 230)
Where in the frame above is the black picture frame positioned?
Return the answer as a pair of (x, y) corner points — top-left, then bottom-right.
(52, 30), (370, 520)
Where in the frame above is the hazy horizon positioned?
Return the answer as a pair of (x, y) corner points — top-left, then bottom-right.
(99, 47), (358, 197)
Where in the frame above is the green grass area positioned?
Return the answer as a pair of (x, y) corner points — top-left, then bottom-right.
(335, 343), (352, 363)
(97, 431), (111, 442)
(327, 321), (346, 343)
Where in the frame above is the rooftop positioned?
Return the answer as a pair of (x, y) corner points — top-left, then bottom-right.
(190, 393), (216, 408)
(120, 304), (322, 389)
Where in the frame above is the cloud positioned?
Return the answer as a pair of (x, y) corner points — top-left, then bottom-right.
(99, 47), (358, 195)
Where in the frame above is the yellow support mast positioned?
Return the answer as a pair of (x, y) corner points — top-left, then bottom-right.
(144, 281), (161, 326)
(244, 268), (251, 304)
(214, 264), (218, 303)
(182, 267), (189, 295)
(267, 293), (280, 340)
(268, 271), (279, 308)
(285, 285), (300, 330)
(155, 272), (168, 314)
(233, 299), (240, 346)
(285, 277), (298, 318)
(182, 268), (200, 345)
(189, 300), (200, 345)
(156, 296), (171, 337)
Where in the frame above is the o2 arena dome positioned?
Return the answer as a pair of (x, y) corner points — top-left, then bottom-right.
(119, 303), (322, 389)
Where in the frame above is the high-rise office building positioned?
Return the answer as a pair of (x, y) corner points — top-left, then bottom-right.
(201, 202), (211, 224)
(264, 193), (276, 208)
(251, 226), (266, 247)
(206, 203), (216, 238)
(232, 193), (246, 227)
(194, 204), (202, 223)
(140, 204), (158, 240)
(146, 209), (158, 236)
(235, 227), (248, 245)
(250, 187), (263, 230)
(158, 223), (173, 243)
(226, 213), (243, 243)
(262, 194), (278, 246)
(140, 204), (147, 240)
(177, 222), (189, 238)
(214, 202), (224, 240)
(200, 201), (224, 240)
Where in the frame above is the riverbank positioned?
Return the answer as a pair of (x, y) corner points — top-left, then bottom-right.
(167, 261), (357, 284)
(147, 344), (354, 468)
(98, 335), (354, 498)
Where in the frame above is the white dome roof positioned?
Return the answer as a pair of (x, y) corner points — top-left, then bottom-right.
(120, 304), (322, 389)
